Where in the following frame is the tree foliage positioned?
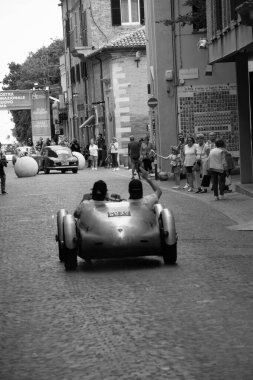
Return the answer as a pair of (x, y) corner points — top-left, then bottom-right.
(2, 39), (64, 143)
(156, 0), (206, 30)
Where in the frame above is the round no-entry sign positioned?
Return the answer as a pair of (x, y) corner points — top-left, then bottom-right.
(147, 97), (158, 108)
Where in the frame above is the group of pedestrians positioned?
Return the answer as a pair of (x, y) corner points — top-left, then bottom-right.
(157, 132), (235, 200)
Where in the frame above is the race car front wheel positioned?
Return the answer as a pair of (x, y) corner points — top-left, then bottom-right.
(63, 214), (77, 270)
(162, 243), (177, 265)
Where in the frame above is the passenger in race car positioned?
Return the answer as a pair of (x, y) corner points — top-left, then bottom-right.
(128, 167), (162, 210)
(74, 180), (109, 218)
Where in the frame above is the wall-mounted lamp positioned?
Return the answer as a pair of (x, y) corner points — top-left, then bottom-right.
(135, 51), (141, 68)
(197, 38), (208, 49)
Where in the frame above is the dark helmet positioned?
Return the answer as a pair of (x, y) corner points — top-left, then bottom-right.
(91, 180), (108, 201)
(129, 179), (143, 200)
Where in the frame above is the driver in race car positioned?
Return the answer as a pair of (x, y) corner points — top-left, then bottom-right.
(128, 167), (162, 209)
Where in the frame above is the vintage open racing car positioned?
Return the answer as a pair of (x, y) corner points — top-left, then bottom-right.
(56, 195), (178, 270)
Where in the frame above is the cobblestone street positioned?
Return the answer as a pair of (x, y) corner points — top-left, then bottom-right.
(1, 165), (253, 380)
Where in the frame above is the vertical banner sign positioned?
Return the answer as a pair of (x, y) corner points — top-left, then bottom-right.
(31, 90), (51, 144)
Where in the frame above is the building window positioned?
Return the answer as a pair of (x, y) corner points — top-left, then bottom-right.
(71, 67), (76, 84)
(192, 2), (206, 32)
(76, 64), (80, 82)
(215, 0), (223, 31)
(111, 0), (144, 26)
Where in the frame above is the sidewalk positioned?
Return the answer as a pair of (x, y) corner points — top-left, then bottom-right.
(155, 172), (253, 231)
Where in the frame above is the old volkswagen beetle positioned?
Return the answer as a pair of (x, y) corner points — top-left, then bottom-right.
(56, 195), (177, 270)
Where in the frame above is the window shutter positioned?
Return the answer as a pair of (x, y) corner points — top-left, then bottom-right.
(140, 0), (145, 25)
(76, 64), (80, 82)
(71, 67), (76, 84)
(111, 0), (121, 26)
(65, 17), (70, 48)
(81, 10), (88, 46)
(81, 62), (88, 78)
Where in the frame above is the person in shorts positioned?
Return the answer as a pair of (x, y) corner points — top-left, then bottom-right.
(128, 135), (141, 179)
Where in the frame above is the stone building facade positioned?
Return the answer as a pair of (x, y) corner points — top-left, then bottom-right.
(58, 0), (148, 155)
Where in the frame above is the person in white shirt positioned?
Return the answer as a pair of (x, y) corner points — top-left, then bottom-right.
(194, 134), (209, 193)
(207, 139), (228, 200)
(183, 136), (197, 192)
(89, 138), (98, 170)
(110, 137), (119, 171)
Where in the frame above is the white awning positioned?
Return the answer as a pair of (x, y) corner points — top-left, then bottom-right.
(79, 115), (95, 128)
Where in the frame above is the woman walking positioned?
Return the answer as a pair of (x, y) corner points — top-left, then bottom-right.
(207, 139), (228, 200)
(140, 136), (153, 173)
(89, 138), (98, 170)
(110, 137), (119, 171)
(183, 136), (197, 192)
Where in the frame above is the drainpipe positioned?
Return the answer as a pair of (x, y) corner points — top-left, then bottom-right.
(95, 55), (106, 138)
(66, 0), (75, 139)
(170, 0), (179, 132)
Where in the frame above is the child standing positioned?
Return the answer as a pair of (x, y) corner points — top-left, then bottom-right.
(89, 138), (98, 170)
(157, 146), (181, 189)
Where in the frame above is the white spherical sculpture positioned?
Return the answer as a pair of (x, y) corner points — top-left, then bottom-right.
(14, 156), (38, 178)
(72, 151), (85, 170)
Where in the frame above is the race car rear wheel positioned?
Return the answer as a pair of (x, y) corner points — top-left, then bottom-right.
(64, 249), (77, 271)
(72, 168), (78, 173)
(162, 243), (177, 265)
(57, 209), (68, 262)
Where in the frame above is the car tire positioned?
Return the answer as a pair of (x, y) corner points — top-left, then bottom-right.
(61, 169), (66, 173)
(64, 248), (77, 271)
(162, 243), (177, 265)
(57, 209), (68, 262)
(63, 214), (77, 270)
(72, 169), (78, 173)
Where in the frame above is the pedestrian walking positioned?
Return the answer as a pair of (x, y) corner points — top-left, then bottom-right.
(140, 136), (153, 173)
(183, 136), (197, 192)
(96, 134), (105, 167)
(0, 142), (8, 195)
(109, 137), (119, 171)
(177, 133), (189, 189)
(193, 134), (209, 193)
(205, 132), (217, 191)
(223, 148), (235, 193)
(206, 139), (228, 200)
(89, 138), (98, 170)
(128, 135), (141, 179)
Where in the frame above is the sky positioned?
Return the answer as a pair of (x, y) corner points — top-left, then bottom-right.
(0, 0), (63, 143)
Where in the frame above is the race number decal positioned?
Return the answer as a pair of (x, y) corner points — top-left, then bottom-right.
(108, 210), (131, 217)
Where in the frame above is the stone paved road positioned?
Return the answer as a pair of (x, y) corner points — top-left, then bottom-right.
(0, 165), (253, 380)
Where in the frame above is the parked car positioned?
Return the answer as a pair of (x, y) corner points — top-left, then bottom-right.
(39, 145), (78, 174)
(12, 146), (41, 167)
(56, 195), (178, 270)
(3, 144), (15, 162)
